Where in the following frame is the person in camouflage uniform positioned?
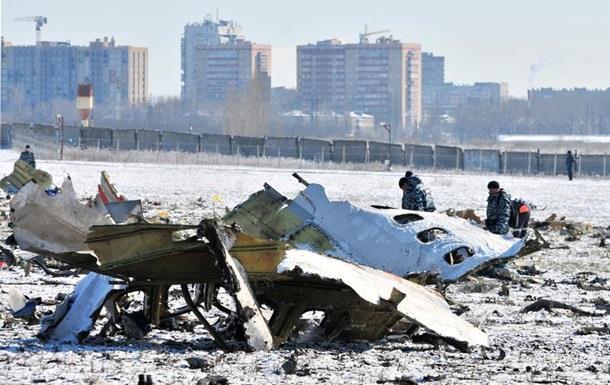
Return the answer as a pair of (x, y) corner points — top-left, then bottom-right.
(19, 145), (36, 169)
(485, 180), (511, 235)
(399, 172), (436, 212)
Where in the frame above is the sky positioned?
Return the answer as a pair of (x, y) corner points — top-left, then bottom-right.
(2, 0), (610, 98)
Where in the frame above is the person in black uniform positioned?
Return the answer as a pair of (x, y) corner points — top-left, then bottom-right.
(19, 145), (36, 168)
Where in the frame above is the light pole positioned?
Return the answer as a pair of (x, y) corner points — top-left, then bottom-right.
(382, 123), (392, 170)
(56, 114), (64, 160)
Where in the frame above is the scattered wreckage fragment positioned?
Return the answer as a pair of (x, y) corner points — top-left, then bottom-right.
(39, 272), (127, 343)
(223, 177), (527, 284)
(9, 173), (490, 351)
(9, 177), (275, 350)
(0, 160), (52, 194)
(81, 218), (491, 349)
(8, 287), (38, 320)
(10, 177), (111, 256)
(271, 249), (488, 348)
(57, 220), (490, 350)
(91, 171), (143, 223)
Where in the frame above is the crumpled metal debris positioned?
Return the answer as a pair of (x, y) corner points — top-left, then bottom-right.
(8, 288), (38, 320)
(10, 179), (273, 350)
(39, 272), (127, 343)
(10, 177), (111, 256)
(10, 173), (495, 351)
(276, 249), (489, 347)
(91, 171), (143, 223)
(224, 180), (526, 283)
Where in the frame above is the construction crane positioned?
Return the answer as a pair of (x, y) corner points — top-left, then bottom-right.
(13, 16), (47, 44)
(359, 24), (390, 44)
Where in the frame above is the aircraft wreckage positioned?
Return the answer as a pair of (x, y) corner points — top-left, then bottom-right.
(7, 171), (537, 352)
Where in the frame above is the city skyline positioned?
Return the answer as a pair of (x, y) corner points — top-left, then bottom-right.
(2, 0), (609, 98)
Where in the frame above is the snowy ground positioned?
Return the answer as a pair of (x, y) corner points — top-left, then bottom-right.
(1, 149), (610, 384)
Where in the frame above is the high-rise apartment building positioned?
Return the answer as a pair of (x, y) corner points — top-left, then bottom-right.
(297, 39), (346, 115)
(1, 37), (148, 114)
(297, 37), (421, 134)
(181, 17), (271, 108)
(422, 52), (444, 86)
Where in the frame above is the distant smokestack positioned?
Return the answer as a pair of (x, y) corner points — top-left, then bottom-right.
(77, 83), (93, 126)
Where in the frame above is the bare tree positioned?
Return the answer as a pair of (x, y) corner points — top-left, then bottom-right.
(223, 79), (270, 136)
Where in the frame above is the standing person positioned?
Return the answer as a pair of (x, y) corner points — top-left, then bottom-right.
(485, 180), (511, 235)
(565, 150), (576, 180)
(19, 145), (36, 169)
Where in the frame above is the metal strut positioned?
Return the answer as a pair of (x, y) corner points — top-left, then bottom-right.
(181, 284), (229, 352)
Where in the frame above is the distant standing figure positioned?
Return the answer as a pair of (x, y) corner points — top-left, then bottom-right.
(565, 151), (576, 180)
(485, 180), (511, 235)
(19, 145), (36, 169)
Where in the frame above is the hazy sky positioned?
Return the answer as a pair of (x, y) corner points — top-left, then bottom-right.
(2, 0), (609, 98)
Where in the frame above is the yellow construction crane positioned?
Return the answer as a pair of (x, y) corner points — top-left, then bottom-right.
(359, 24), (391, 44)
(13, 16), (48, 44)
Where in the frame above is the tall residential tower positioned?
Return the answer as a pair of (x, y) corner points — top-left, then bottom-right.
(297, 36), (421, 135)
(180, 17), (271, 109)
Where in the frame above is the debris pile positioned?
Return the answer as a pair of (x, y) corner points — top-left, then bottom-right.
(0, 170), (538, 354)
(2, 161), (609, 384)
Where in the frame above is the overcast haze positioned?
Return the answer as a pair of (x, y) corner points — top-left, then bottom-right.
(2, 0), (609, 98)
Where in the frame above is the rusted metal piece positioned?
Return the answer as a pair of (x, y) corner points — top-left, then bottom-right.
(85, 223), (223, 283)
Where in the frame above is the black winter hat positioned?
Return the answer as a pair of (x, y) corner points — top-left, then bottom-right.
(487, 180), (500, 189)
(399, 177), (408, 188)
(405, 171), (413, 178)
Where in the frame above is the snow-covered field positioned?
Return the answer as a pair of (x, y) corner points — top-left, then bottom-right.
(1, 149), (609, 384)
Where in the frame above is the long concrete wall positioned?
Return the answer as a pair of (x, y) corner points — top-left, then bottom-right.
(30, 124), (57, 139)
(4, 122), (608, 178)
(503, 151), (534, 174)
(579, 154), (607, 176)
(232, 135), (264, 157)
(161, 131), (199, 153)
(368, 141), (404, 165)
(537, 153), (558, 176)
(299, 138), (331, 161)
(265, 136), (299, 158)
(201, 133), (232, 155)
(80, 127), (113, 149)
(331, 140), (367, 163)
(405, 144), (434, 168)
(112, 129), (138, 151)
(137, 130), (161, 151)
(464, 149), (502, 172)
(435, 145), (463, 169)
(63, 126), (81, 147)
